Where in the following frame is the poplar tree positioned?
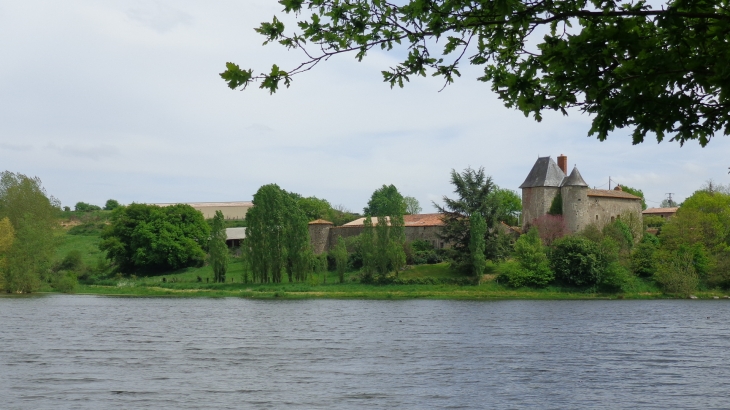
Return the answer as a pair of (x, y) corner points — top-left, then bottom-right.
(209, 210), (229, 283)
(246, 184), (311, 283)
(360, 216), (377, 282)
(331, 236), (348, 283)
(470, 213), (487, 278)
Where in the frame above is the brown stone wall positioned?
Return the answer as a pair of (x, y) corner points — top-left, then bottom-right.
(522, 186), (560, 229)
(308, 224), (332, 254)
(561, 185), (589, 233)
(320, 225), (447, 252)
(585, 196), (643, 231)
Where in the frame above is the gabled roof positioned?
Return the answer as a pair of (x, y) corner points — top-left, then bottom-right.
(561, 166), (589, 187)
(519, 157), (566, 188)
(587, 189), (641, 200)
(342, 213), (444, 227)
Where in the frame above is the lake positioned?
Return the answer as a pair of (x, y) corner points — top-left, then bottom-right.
(1, 296), (729, 409)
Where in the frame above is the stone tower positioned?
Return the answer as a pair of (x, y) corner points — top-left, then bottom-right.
(519, 157), (567, 229)
(560, 166), (589, 232)
(308, 219), (334, 254)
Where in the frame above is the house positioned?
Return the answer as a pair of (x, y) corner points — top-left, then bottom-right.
(520, 155), (643, 233)
(642, 207), (679, 220)
(225, 227), (246, 248)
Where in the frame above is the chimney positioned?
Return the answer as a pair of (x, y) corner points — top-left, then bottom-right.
(557, 154), (568, 175)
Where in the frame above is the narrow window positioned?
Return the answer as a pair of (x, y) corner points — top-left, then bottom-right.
(596, 215), (598, 221)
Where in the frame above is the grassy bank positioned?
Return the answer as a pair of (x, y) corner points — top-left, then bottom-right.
(70, 261), (676, 300)
(46, 227), (728, 300)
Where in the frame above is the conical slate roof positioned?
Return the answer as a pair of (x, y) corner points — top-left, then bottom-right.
(519, 157), (567, 188)
(561, 166), (589, 187)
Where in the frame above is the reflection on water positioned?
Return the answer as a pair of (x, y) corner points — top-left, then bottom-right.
(1, 296), (729, 409)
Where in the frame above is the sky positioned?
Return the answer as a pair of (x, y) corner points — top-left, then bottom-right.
(1, 0), (728, 213)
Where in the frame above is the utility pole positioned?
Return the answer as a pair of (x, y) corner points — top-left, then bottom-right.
(665, 193), (675, 207)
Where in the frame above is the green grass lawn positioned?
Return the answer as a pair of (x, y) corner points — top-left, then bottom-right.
(55, 232), (104, 267)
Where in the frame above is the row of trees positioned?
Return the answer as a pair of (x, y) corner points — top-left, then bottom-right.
(73, 199), (121, 212)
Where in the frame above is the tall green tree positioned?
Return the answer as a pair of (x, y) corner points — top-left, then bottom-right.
(403, 196), (422, 215)
(435, 167), (507, 272)
(364, 184), (405, 217)
(492, 188), (522, 225)
(104, 199), (121, 211)
(245, 184), (311, 283)
(360, 216), (377, 282)
(100, 204), (210, 273)
(469, 212), (487, 278)
(209, 210), (229, 283)
(222, 0), (730, 146)
(0, 172), (59, 293)
(331, 235), (349, 283)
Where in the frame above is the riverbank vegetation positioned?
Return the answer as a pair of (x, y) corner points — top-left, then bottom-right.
(2, 168), (730, 300)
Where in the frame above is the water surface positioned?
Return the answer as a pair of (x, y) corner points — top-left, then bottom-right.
(1, 297), (729, 409)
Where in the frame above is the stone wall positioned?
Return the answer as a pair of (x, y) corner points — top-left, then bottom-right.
(585, 196), (643, 231)
(311, 225), (446, 254)
(522, 186), (560, 228)
(561, 185), (589, 232)
(308, 223), (333, 254)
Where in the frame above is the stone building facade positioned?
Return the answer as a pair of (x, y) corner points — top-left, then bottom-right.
(521, 155), (642, 233)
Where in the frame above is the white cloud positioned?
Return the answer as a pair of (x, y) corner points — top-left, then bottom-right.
(0, 0), (727, 211)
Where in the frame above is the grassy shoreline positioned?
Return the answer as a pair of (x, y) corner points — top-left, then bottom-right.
(11, 281), (726, 300)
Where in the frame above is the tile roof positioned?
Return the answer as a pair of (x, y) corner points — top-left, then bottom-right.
(643, 207), (679, 214)
(309, 219), (334, 225)
(519, 157), (567, 188)
(587, 189), (641, 200)
(342, 213), (445, 227)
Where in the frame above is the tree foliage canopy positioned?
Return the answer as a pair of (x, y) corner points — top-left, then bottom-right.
(364, 184), (406, 217)
(435, 166), (509, 271)
(100, 204), (210, 273)
(245, 184), (311, 283)
(0, 172), (60, 293)
(209, 210), (229, 283)
(222, 0), (730, 146)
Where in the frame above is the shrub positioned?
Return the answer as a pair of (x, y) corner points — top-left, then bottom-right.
(602, 219), (633, 251)
(502, 227), (554, 288)
(644, 215), (665, 228)
(56, 250), (84, 272)
(74, 202), (101, 212)
(550, 236), (605, 287)
(641, 232), (660, 246)
(497, 260), (535, 288)
(631, 242), (658, 277)
(707, 249), (730, 289)
(530, 214), (567, 246)
(52, 271), (78, 293)
(654, 247), (700, 296)
(411, 239), (434, 252)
